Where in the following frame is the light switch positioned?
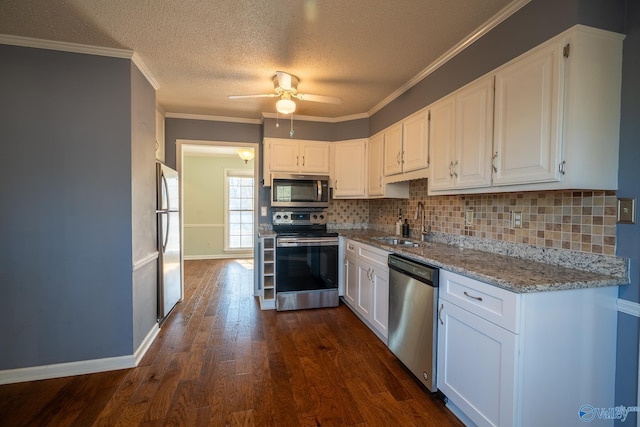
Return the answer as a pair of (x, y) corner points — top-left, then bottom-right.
(260, 206), (268, 217)
(617, 198), (636, 224)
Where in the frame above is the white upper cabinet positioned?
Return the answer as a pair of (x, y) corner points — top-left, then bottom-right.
(402, 109), (430, 173)
(383, 109), (429, 179)
(367, 133), (384, 197)
(367, 132), (410, 199)
(383, 123), (403, 176)
(155, 108), (165, 162)
(455, 76), (494, 189)
(263, 138), (330, 183)
(332, 139), (367, 198)
(429, 76), (493, 193)
(428, 96), (456, 191)
(428, 25), (623, 195)
(491, 26), (624, 191)
(492, 41), (563, 186)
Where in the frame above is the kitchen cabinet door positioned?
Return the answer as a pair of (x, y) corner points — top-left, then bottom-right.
(367, 133), (384, 196)
(492, 41), (563, 186)
(370, 266), (389, 339)
(383, 123), (403, 176)
(344, 254), (357, 308)
(402, 109), (429, 173)
(356, 261), (373, 320)
(300, 141), (330, 174)
(155, 109), (165, 162)
(333, 139), (367, 198)
(268, 140), (301, 173)
(437, 299), (517, 427)
(428, 96), (456, 191)
(455, 76), (494, 189)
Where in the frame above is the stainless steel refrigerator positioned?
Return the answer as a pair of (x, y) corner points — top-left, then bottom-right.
(157, 162), (182, 323)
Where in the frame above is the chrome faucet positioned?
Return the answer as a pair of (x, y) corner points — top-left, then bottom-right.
(414, 201), (429, 241)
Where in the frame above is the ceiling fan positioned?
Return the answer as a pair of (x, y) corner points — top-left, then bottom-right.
(228, 71), (342, 115)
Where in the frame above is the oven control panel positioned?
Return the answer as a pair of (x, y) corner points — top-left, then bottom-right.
(272, 210), (327, 226)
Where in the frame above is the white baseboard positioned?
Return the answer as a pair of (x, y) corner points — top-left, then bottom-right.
(0, 324), (161, 385)
(184, 254), (252, 260)
(134, 323), (160, 365)
(0, 355), (136, 385)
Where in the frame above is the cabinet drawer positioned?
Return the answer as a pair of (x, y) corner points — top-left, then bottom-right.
(345, 239), (358, 256)
(440, 270), (520, 333)
(358, 244), (390, 270)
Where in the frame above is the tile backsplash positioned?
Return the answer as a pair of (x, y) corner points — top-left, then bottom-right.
(331, 179), (618, 256)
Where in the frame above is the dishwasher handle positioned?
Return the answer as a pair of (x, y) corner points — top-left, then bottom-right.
(388, 254), (438, 286)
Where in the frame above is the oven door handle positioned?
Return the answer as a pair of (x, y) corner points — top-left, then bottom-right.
(277, 238), (339, 247)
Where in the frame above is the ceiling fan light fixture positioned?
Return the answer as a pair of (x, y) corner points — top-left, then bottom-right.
(236, 148), (255, 163)
(276, 98), (296, 115)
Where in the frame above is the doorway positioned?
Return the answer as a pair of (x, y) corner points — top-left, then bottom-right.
(176, 140), (260, 296)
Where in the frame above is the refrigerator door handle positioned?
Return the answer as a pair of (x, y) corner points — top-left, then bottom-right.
(161, 171), (170, 211)
(161, 211), (170, 252)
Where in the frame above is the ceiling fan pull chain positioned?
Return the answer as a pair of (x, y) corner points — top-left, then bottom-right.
(275, 110), (280, 128)
(290, 114), (294, 137)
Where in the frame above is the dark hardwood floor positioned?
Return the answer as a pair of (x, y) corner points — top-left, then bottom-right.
(0, 259), (463, 426)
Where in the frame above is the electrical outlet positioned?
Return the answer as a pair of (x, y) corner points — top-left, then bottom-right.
(511, 211), (523, 229)
(465, 209), (474, 226)
(260, 206), (268, 217)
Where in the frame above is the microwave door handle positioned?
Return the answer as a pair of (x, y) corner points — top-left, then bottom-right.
(317, 180), (322, 202)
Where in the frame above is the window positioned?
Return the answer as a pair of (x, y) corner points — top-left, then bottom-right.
(225, 169), (254, 250)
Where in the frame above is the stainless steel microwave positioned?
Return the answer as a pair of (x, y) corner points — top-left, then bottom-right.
(271, 174), (329, 208)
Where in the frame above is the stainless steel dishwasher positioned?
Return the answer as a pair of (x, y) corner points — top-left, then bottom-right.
(388, 254), (439, 392)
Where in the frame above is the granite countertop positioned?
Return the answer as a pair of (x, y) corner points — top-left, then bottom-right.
(337, 230), (627, 293)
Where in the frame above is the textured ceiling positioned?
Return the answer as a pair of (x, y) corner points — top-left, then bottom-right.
(0, 0), (517, 120)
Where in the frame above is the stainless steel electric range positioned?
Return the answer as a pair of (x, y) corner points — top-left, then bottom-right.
(272, 209), (339, 311)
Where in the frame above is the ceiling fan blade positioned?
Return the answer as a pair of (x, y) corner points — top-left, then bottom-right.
(276, 71), (293, 91)
(295, 93), (342, 104)
(228, 94), (278, 99)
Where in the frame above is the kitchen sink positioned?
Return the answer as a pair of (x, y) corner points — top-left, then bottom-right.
(374, 236), (425, 247)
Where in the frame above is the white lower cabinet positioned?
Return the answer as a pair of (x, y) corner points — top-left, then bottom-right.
(437, 269), (618, 427)
(344, 241), (358, 307)
(438, 299), (517, 426)
(343, 239), (390, 340)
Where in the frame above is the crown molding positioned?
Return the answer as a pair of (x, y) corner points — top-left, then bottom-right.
(165, 112), (263, 124)
(0, 34), (159, 90)
(261, 112), (369, 123)
(368, 0), (531, 116)
(131, 52), (159, 90)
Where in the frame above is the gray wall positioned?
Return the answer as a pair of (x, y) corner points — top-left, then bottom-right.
(130, 64), (159, 350)
(0, 46), (134, 368)
(615, 1), (640, 424)
(164, 118), (262, 169)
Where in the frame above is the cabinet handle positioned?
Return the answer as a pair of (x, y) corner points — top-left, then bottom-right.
(559, 160), (566, 175)
(396, 152), (401, 165)
(335, 179), (338, 190)
(453, 160), (458, 178)
(492, 152), (498, 173)
(448, 161), (454, 177)
(438, 303), (444, 325)
(463, 291), (483, 302)
(296, 155), (299, 166)
(379, 176), (382, 187)
(303, 156), (305, 166)
(401, 151), (405, 164)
